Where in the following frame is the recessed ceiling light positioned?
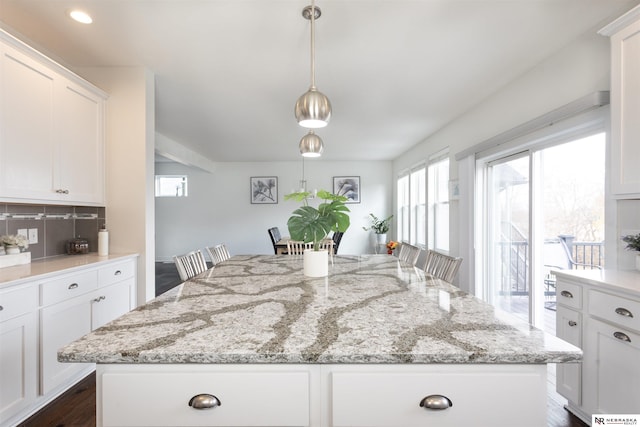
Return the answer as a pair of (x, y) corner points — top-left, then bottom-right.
(69, 10), (93, 24)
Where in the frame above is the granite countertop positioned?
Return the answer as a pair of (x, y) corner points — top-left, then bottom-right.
(59, 254), (581, 365)
(552, 268), (640, 296)
(0, 252), (139, 289)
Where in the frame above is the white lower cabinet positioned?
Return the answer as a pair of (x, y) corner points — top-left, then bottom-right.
(0, 256), (137, 427)
(97, 363), (548, 427)
(0, 285), (38, 425)
(554, 271), (640, 423)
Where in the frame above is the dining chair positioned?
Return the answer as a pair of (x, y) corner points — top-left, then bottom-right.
(268, 227), (282, 255)
(331, 231), (344, 254)
(173, 250), (208, 282)
(318, 238), (335, 263)
(423, 249), (463, 283)
(206, 243), (231, 266)
(398, 243), (421, 266)
(287, 240), (310, 255)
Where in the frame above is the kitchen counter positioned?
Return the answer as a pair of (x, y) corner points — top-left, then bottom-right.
(0, 253), (138, 289)
(60, 254), (580, 365)
(552, 268), (640, 296)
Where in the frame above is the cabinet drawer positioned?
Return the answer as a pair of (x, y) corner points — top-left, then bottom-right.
(101, 370), (309, 426)
(0, 284), (37, 322)
(40, 270), (98, 306)
(98, 260), (135, 288)
(331, 366), (546, 427)
(589, 290), (640, 333)
(556, 280), (582, 310)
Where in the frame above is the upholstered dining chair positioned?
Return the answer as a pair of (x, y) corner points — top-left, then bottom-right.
(268, 227), (282, 255)
(422, 249), (463, 283)
(173, 250), (208, 282)
(398, 243), (421, 266)
(206, 243), (231, 266)
(287, 240), (310, 255)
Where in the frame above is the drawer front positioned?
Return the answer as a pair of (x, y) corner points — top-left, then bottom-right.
(40, 270), (98, 306)
(0, 284), (37, 322)
(102, 371), (309, 426)
(331, 367), (546, 427)
(98, 260), (135, 288)
(556, 280), (582, 310)
(589, 290), (640, 333)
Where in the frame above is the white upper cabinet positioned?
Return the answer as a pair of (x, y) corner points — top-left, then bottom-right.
(600, 6), (640, 198)
(0, 31), (106, 206)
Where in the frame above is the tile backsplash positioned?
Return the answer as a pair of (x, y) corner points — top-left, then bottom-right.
(0, 203), (106, 260)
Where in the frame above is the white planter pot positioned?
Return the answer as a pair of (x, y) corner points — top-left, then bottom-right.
(303, 249), (328, 277)
(636, 253), (640, 272)
(5, 245), (20, 255)
(376, 233), (387, 245)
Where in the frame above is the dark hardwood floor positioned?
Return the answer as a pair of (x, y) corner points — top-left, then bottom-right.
(17, 263), (589, 427)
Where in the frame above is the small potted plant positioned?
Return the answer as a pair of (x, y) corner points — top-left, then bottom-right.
(363, 213), (393, 245)
(285, 189), (350, 277)
(621, 233), (640, 271)
(1, 234), (29, 255)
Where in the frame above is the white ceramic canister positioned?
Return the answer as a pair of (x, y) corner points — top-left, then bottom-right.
(98, 226), (109, 256)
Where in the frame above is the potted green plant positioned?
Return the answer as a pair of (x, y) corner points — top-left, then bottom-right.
(621, 232), (640, 271)
(285, 189), (350, 277)
(363, 213), (393, 245)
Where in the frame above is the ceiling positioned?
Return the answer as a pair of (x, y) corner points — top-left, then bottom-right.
(0, 0), (637, 162)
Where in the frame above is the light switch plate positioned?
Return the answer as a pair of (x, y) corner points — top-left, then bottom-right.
(28, 228), (38, 244)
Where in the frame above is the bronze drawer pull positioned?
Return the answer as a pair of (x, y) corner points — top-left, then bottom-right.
(560, 290), (573, 298)
(114, 270), (122, 276)
(0, 305), (3, 311)
(419, 395), (453, 410)
(615, 307), (633, 318)
(68, 283), (79, 290)
(188, 394), (221, 410)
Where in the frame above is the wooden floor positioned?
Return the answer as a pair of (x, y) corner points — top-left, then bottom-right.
(18, 370), (588, 427)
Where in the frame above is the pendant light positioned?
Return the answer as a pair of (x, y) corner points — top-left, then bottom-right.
(299, 130), (324, 157)
(295, 1), (332, 128)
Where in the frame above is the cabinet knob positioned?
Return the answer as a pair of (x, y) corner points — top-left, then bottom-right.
(568, 320), (577, 327)
(68, 283), (79, 290)
(560, 290), (573, 299)
(419, 395), (453, 410)
(188, 394), (221, 410)
(613, 331), (631, 343)
(615, 307), (634, 318)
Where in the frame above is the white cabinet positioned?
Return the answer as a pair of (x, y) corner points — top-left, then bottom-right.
(40, 260), (136, 395)
(96, 363), (547, 427)
(0, 284), (38, 425)
(0, 31), (106, 205)
(554, 271), (640, 423)
(599, 6), (640, 198)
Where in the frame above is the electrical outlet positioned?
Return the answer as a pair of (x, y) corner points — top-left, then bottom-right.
(17, 229), (28, 240)
(28, 228), (38, 244)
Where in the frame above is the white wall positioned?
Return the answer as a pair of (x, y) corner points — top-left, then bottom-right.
(155, 160), (393, 261)
(392, 31), (616, 292)
(78, 66), (156, 305)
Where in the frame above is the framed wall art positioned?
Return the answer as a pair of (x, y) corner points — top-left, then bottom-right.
(333, 176), (360, 203)
(250, 176), (278, 204)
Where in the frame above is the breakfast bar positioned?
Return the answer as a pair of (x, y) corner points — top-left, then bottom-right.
(59, 254), (581, 427)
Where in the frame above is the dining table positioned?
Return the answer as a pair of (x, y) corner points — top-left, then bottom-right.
(59, 254), (580, 427)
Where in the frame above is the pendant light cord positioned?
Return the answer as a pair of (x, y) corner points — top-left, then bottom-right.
(310, 0), (316, 90)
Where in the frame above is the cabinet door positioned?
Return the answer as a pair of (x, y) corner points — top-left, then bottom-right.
(0, 44), (55, 201)
(610, 17), (640, 197)
(584, 318), (640, 414)
(56, 79), (105, 204)
(555, 306), (582, 404)
(0, 312), (37, 424)
(40, 294), (93, 394)
(92, 279), (134, 330)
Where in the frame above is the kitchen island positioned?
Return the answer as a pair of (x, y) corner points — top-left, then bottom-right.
(59, 254), (580, 427)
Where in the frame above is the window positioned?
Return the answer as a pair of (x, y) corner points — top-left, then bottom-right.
(396, 164), (426, 246)
(427, 154), (450, 252)
(155, 175), (188, 197)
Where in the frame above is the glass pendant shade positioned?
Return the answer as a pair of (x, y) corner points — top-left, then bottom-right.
(295, 88), (332, 128)
(299, 131), (324, 157)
